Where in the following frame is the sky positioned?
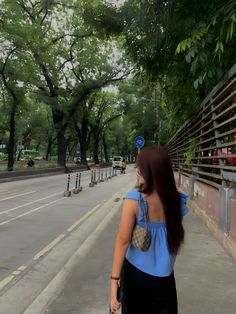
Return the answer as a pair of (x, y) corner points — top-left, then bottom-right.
(105, 0), (125, 7)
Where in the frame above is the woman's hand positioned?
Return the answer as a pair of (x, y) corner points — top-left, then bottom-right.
(110, 280), (121, 313)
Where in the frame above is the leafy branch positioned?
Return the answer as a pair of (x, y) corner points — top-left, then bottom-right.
(184, 138), (198, 167)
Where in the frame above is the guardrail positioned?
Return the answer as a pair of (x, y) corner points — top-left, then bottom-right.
(166, 64), (236, 189)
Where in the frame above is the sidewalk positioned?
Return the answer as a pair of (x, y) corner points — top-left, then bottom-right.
(45, 203), (236, 314)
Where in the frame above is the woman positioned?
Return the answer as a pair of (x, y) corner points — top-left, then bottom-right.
(110, 145), (189, 314)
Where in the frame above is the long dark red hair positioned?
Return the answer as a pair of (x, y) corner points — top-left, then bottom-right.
(137, 145), (184, 255)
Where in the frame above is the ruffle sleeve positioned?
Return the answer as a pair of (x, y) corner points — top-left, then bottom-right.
(178, 192), (190, 216)
(123, 189), (139, 201)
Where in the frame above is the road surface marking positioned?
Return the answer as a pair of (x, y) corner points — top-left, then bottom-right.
(0, 192), (63, 215)
(0, 203), (102, 291)
(67, 203), (101, 233)
(18, 266), (27, 271)
(0, 275), (14, 291)
(22, 195), (124, 314)
(33, 234), (66, 261)
(0, 198), (64, 226)
(0, 191), (36, 202)
(33, 203), (101, 260)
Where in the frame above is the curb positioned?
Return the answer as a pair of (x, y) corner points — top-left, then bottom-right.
(0, 166), (88, 183)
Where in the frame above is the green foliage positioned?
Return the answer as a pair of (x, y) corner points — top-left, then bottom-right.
(1, 0), (236, 165)
(176, 0), (236, 89)
(184, 138), (198, 167)
(0, 0), (131, 166)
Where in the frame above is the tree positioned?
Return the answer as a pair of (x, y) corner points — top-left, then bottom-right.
(89, 91), (124, 164)
(93, 0), (236, 143)
(0, 46), (33, 170)
(16, 98), (55, 160)
(0, 0), (130, 169)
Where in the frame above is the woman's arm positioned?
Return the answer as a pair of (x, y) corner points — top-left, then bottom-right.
(110, 199), (137, 312)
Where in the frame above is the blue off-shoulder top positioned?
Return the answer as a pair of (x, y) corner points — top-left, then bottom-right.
(124, 189), (189, 277)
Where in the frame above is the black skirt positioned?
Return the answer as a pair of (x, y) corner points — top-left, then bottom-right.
(120, 258), (178, 314)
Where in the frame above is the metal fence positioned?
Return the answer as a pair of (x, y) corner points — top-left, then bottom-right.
(166, 64), (236, 189)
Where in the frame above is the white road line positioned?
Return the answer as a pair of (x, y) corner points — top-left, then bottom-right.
(0, 192), (63, 215)
(0, 202), (102, 292)
(0, 191), (36, 202)
(0, 198), (64, 226)
(23, 196), (123, 314)
(33, 234), (66, 261)
(0, 275), (14, 291)
(18, 266), (27, 271)
(67, 204), (101, 233)
(34, 203), (101, 260)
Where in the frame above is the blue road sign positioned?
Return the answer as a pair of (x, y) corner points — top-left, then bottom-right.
(134, 136), (145, 149)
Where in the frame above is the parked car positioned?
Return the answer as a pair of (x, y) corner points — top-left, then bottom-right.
(213, 147), (233, 166)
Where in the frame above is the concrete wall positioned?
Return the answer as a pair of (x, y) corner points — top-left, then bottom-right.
(175, 172), (236, 251)
(193, 181), (219, 225)
(229, 198), (236, 242)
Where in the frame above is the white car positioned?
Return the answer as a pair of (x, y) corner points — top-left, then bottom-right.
(112, 156), (123, 169)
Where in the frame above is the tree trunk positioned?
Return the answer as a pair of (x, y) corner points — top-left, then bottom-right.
(51, 107), (68, 168)
(80, 133), (89, 167)
(80, 138), (88, 166)
(79, 116), (90, 169)
(45, 137), (52, 161)
(67, 142), (76, 161)
(93, 131), (100, 165)
(57, 131), (67, 168)
(103, 134), (109, 162)
(8, 103), (17, 171)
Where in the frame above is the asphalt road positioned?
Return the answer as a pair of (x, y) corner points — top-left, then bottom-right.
(0, 165), (136, 313)
(1, 166), (236, 314)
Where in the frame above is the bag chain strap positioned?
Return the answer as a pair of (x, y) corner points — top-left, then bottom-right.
(141, 195), (149, 232)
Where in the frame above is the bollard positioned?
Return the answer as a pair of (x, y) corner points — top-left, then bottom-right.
(109, 167), (112, 179)
(100, 168), (104, 182)
(78, 172), (82, 191)
(105, 168), (108, 180)
(97, 168), (101, 183)
(73, 173), (81, 194)
(93, 169), (97, 184)
(75, 173), (78, 189)
(89, 170), (95, 187)
(64, 174), (72, 197)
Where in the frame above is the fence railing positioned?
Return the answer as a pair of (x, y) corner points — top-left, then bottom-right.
(166, 64), (236, 189)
